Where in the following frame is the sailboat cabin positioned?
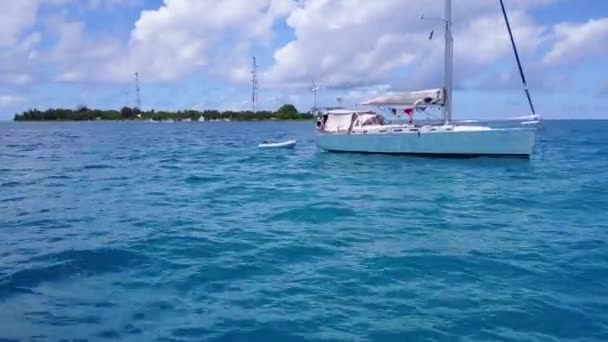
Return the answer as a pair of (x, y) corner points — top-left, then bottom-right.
(317, 110), (386, 133)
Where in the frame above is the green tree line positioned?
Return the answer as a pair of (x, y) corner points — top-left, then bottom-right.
(14, 104), (314, 122)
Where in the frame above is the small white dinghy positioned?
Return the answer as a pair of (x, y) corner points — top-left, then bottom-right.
(258, 140), (297, 149)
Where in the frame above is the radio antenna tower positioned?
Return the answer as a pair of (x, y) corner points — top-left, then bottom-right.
(134, 72), (141, 109)
(251, 57), (258, 113)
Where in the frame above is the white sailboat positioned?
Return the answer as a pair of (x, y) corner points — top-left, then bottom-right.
(315, 0), (539, 158)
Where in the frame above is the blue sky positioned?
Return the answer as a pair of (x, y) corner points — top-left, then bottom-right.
(1, 0), (607, 120)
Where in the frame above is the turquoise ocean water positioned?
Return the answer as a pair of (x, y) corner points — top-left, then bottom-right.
(1, 120), (607, 341)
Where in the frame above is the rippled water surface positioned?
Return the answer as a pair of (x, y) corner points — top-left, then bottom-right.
(1, 121), (608, 341)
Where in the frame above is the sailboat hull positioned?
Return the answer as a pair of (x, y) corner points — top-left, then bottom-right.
(316, 127), (536, 157)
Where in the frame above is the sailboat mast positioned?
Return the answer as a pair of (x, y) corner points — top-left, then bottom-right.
(443, 0), (453, 125)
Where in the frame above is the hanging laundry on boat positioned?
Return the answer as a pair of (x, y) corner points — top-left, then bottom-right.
(404, 108), (414, 124)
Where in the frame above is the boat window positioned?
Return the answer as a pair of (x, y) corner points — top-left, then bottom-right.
(362, 118), (377, 126)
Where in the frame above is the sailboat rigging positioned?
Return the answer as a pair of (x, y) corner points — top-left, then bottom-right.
(499, 0), (537, 118)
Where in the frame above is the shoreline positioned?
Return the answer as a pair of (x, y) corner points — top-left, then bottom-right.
(12, 118), (315, 122)
(13, 105), (315, 122)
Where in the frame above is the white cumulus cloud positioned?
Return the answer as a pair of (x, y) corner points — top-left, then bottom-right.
(0, 0), (78, 86)
(544, 17), (608, 65)
(0, 95), (25, 108)
(0, 0), (39, 47)
(264, 0), (551, 90)
(97, 0), (296, 82)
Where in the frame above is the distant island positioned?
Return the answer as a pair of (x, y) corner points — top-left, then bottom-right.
(13, 104), (315, 122)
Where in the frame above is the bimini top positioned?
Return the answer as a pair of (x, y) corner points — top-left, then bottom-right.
(360, 88), (445, 107)
(323, 109), (376, 115)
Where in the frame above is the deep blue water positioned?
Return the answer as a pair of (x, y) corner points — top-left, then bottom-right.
(1, 120), (607, 341)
